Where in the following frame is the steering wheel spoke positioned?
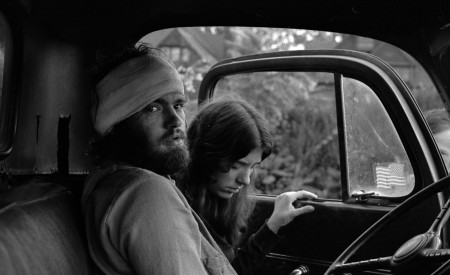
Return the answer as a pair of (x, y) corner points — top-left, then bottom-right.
(333, 256), (391, 273)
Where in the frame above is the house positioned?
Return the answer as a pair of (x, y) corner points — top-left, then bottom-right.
(139, 27), (226, 68)
(140, 28), (440, 109)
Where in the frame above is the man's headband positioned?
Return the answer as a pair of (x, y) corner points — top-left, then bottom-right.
(91, 54), (184, 136)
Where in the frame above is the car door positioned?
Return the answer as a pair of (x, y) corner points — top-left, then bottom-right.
(197, 50), (448, 275)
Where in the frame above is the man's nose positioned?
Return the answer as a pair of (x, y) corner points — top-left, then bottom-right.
(164, 107), (183, 128)
(237, 169), (252, 186)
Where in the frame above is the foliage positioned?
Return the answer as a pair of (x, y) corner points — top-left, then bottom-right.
(411, 85), (445, 112)
(177, 27), (445, 199)
(254, 99), (341, 199)
(214, 71), (341, 198)
(201, 27), (340, 55)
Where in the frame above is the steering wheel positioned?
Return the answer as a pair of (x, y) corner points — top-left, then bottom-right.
(324, 175), (450, 275)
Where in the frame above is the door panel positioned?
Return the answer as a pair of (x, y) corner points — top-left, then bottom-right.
(198, 50), (446, 274)
(246, 195), (440, 274)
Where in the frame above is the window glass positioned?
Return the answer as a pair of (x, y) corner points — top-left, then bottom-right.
(139, 27), (443, 114)
(214, 72), (341, 199)
(0, 15), (6, 108)
(139, 26), (438, 199)
(0, 11), (12, 157)
(342, 77), (414, 197)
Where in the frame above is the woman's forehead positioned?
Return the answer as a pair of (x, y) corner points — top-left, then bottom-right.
(237, 148), (263, 164)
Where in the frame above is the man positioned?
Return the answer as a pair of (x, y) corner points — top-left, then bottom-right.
(81, 45), (236, 275)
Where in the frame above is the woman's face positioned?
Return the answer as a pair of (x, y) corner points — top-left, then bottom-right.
(208, 148), (263, 199)
(434, 129), (450, 171)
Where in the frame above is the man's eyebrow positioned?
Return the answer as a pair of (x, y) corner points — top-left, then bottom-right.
(175, 97), (188, 103)
(152, 99), (165, 104)
(153, 94), (187, 104)
(236, 160), (261, 166)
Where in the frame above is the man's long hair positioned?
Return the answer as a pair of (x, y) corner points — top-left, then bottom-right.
(181, 97), (273, 247)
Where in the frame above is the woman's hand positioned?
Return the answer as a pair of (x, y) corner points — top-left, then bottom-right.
(266, 190), (317, 234)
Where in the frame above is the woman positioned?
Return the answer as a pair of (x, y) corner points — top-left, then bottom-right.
(181, 97), (317, 274)
(425, 108), (450, 170)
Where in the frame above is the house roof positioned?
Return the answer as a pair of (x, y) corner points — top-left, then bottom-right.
(139, 27), (226, 64)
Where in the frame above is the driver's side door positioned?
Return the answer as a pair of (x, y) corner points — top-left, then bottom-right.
(198, 50), (448, 274)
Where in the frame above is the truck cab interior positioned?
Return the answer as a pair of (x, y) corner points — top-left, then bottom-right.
(2, 0), (450, 274)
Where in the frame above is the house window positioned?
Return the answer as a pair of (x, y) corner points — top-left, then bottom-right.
(161, 47), (179, 62)
(161, 46), (192, 64)
(171, 47), (181, 61)
(182, 48), (190, 62)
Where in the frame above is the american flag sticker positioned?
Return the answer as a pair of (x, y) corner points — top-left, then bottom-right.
(374, 162), (406, 189)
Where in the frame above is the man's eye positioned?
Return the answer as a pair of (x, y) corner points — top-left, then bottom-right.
(230, 164), (240, 169)
(253, 163), (262, 169)
(145, 106), (159, 112)
(174, 103), (185, 110)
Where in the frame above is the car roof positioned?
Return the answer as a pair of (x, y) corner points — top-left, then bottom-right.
(6, 0), (447, 49)
(3, 0), (450, 102)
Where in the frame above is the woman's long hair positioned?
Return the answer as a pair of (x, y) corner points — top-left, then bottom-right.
(182, 97), (272, 247)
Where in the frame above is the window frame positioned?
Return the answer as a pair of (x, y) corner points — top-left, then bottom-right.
(0, 8), (22, 160)
(198, 49), (445, 204)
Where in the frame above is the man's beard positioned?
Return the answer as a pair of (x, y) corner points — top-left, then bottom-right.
(114, 124), (190, 178)
(139, 142), (190, 178)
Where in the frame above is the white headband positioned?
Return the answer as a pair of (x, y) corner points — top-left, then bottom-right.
(92, 54), (184, 136)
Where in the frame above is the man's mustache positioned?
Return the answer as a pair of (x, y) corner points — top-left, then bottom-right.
(161, 129), (186, 142)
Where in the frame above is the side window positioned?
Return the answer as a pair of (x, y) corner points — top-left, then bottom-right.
(0, 13), (7, 112)
(213, 72), (415, 200)
(342, 77), (414, 197)
(0, 10), (15, 158)
(139, 27), (431, 199)
(214, 72), (341, 199)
